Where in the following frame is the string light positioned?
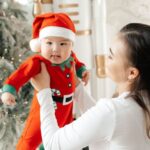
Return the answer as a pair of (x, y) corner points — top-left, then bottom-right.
(4, 48), (8, 53)
(19, 59), (22, 62)
(19, 54), (22, 57)
(23, 101), (28, 105)
(3, 121), (6, 125)
(13, 114), (16, 118)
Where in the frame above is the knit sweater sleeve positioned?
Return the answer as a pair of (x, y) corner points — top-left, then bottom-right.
(37, 85), (115, 150)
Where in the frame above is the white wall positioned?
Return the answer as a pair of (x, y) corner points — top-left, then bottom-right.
(104, 0), (150, 98)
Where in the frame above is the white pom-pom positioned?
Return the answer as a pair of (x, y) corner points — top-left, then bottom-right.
(29, 38), (41, 52)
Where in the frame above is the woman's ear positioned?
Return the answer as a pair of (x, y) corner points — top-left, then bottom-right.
(128, 67), (139, 81)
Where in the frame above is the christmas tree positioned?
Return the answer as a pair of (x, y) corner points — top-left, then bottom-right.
(0, 0), (34, 149)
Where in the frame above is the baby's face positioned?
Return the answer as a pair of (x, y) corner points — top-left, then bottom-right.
(40, 36), (73, 64)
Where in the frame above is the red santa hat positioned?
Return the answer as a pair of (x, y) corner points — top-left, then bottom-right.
(30, 12), (76, 52)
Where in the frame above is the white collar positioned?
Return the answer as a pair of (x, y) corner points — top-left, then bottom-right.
(118, 91), (130, 98)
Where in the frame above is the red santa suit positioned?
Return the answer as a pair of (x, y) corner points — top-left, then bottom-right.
(2, 52), (86, 150)
(2, 13), (87, 150)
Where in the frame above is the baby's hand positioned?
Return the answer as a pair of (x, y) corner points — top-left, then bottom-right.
(82, 70), (90, 86)
(1, 92), (16, 105)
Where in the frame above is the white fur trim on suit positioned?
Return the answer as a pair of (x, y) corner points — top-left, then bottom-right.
(39, 26), (75, 42)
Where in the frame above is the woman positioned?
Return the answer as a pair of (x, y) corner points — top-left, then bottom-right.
(31, 23), (150, 150)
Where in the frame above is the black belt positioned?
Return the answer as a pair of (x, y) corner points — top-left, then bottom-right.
(52, 96), (72, 103)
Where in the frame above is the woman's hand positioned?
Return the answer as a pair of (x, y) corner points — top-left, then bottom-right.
(31, 63), (50, 91)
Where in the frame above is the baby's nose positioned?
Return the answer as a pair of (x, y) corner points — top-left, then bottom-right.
(52, 44), (58, 52)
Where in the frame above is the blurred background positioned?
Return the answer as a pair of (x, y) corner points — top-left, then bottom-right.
(0, 0), (150, 149)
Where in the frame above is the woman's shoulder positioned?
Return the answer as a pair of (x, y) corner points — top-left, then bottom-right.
(96, 93), (139, 113)
(95, 98), (116, 115)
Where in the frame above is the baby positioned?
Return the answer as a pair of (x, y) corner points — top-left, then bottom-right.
(1, 13), (89, 150)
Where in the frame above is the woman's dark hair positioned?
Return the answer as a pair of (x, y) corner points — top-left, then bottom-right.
(120, 23), (150, 138)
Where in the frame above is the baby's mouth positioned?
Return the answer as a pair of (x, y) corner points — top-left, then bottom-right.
(51, 55), (61, 58)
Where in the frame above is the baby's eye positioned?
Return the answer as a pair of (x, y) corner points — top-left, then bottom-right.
(47, 42), (52, 45)
(60, 42), (67, 46)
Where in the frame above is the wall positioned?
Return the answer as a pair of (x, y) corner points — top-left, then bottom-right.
(95, 0), (150, 100)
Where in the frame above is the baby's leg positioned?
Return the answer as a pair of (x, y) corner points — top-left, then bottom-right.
(16, 99), (41, 150)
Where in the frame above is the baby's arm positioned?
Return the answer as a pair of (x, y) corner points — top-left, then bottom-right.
(1, 55), (41, 105)
(71, 51), (89, 85)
